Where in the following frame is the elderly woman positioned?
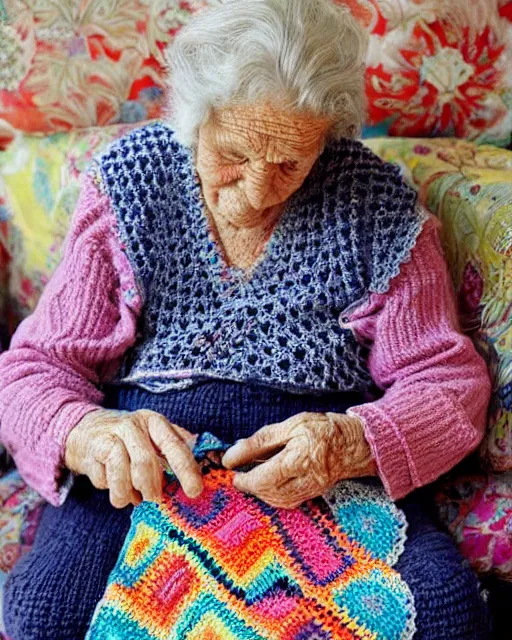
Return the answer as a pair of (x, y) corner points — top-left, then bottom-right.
(1, 0), (491, 638)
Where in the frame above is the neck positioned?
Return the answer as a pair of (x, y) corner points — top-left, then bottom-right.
(207, 206), (283, 270)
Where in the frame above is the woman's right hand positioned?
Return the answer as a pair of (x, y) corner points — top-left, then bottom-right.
(64, 409), (203, 508)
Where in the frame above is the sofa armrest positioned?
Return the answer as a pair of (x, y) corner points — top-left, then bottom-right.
(366, 137), (512, 472)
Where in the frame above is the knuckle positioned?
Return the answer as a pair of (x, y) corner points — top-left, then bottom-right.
(136, 409), (161, 425)
(171, 455), (194, 477)
(95, 435), (118, 463)
(130, 468), (148, 491)
(253, 429), (270, 447)
(137, 451), (156, 470)
(105, 445), (122, 467)
(159, 430), (179, 451)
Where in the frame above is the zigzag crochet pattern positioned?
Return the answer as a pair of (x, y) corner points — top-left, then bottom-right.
(87, 435), (416, 640)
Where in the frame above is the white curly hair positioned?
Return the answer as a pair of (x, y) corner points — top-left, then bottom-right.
(165, 0), (368, 148)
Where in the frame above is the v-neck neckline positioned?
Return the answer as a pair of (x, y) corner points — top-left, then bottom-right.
(187, 152), (295, 283)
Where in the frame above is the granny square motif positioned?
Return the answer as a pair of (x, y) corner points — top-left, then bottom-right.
(87, 435), (415, 640)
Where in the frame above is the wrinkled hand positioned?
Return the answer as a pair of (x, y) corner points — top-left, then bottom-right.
(64, 409), (203, 509)
(222, 412), (376, 509)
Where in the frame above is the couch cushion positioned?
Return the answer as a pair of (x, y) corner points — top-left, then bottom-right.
(365, 137), (512, 475)
(1, 1), (511, 145)
(362, 0), (512, 146)
(0, 470), (45, 634)
(0, 123), (137, 324)
(435, 470), (512, 580)
(0, 0), (204, 135)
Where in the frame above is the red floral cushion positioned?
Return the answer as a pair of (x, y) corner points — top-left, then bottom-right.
(1, 1), (511, 145)
(362, 0), (512, 146)
(0, 0), (205, 135)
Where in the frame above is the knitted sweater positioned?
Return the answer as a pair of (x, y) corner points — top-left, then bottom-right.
(91, 124), (424, 395)
(0, 125), (491, 507)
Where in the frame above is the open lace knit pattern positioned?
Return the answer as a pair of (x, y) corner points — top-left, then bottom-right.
(87, 435), (415, 640)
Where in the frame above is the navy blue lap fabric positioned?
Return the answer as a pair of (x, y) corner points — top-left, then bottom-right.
(4, 381), (491, 640)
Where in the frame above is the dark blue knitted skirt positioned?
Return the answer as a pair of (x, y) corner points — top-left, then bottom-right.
(4, 381), (491, 640)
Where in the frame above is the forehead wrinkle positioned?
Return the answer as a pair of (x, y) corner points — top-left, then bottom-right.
(266, 134), (321, 161)
(218, 113), (323, 144)
(216, 120), (324, 163)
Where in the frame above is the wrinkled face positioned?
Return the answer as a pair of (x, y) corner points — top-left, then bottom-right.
(196, 103), (332, 227)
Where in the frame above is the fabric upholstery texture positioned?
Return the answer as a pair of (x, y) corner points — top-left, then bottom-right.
(0, 469), (45, 636)
(365, 137), (512, 476)
(1, 1), (511, 145)
(0, 123), (136, 323)
(0, 0), (510, 597)
(0, 0), (205, 134)
(360, 0), (512, 146)
(435, 470), (512, 581)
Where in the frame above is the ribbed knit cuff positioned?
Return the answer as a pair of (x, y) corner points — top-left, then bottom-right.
(348, 404), (413, 500)
(349, 389), (483, 501)
(16, 401), (100, 507)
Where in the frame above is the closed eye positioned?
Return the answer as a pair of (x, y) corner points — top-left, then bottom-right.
(222, 152), (248, 165)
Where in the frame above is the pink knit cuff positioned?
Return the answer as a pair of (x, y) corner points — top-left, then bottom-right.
(349, 388), (484, 501)
(348, 405), (413, 500)
(14, 401), (100, 506)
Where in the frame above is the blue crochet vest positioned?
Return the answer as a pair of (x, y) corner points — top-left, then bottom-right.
(92, 122), (424, 394)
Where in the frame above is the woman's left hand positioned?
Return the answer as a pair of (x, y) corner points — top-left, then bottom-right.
(222, 412), (377, 509)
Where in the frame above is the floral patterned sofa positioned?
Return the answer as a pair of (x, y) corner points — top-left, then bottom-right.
(0, 0), (511, 637)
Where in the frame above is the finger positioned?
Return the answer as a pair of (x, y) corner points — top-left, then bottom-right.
(119, 417), (163, 502)
(222, 421), (290, 469)
(147, 415), (203, 499)
(255, 477), (310, 510)
(172, 424), (198, 448)
(105, 439), (138, 509)
(137, 411), (196, 447)
(88, 460), (108, 490)
(233, 449), (291, 496)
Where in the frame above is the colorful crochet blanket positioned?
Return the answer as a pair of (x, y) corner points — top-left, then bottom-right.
(87, 435), (416, 640)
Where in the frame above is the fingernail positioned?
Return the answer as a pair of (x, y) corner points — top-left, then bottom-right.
(232, 474), (244, 492)
(223, 441), (244, 467)
(187, 483), (203, 499)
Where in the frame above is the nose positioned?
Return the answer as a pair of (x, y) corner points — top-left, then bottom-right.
(245, 160), (275, 210)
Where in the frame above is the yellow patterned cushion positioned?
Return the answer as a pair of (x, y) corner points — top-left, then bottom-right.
(365, 137), (512, 472)
(0, 124), (137, 323)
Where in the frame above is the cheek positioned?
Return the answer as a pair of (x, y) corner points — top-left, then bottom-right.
(218, 164), (243, 186)
(275, 168), (311, 198)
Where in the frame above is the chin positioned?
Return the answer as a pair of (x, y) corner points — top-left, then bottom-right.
(214, 197), (255, 225)
(222, 208), (259, 226)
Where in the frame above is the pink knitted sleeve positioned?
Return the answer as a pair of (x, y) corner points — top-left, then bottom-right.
(347, 216), (491, 500)
(0, 174), (141, 506)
